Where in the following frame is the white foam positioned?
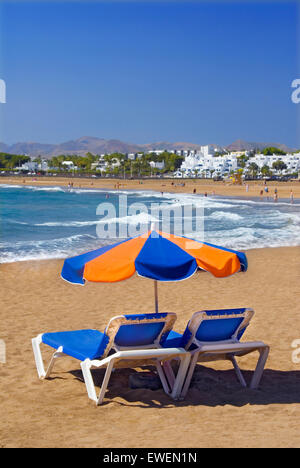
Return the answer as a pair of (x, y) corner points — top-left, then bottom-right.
(35, 220), (100, 227)
(208, 211), (243, 221)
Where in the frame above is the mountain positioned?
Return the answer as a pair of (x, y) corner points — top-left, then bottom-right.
(0, 136), (297, 158)
(0, 143), (9, 152)
(0, 137), (143, 158)
(226, 139), (296, 153)
(0, 137), (205, 158)
(141, 141), (203, 152)
(7, 142), (56, 156)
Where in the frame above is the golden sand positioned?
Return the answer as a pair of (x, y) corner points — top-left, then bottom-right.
(1, 175), (300, 200)
(0, 247), (300, 448)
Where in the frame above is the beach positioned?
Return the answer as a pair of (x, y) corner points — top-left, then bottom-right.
(0, 246), (300, 448)
(2, 0), (299, 450)
(1, 175), (300, 200)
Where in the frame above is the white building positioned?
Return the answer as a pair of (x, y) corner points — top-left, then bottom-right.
(150, 160), (165, 170)
(20, 162), (38, 172)
(245, 153), (300, 174)
(38, 160), (49, 171)
(180, 151), (238, 178)
(147, 150), (165, 156)
(177, 147), (300, 178)
(61, 161), (76, 171)
(200, 145), (215, 158)
(127, 153), (136, 160)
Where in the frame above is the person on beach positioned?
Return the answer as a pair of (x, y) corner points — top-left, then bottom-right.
(260, 189), (263, 200)
(264, 185), (269, 200)
(290, 190), (294, 204)
(274, 192), (278, 202)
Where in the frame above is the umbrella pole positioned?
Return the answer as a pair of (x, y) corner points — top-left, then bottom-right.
(154, 280), (159, 313)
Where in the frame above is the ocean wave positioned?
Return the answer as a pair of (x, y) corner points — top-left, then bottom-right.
(0, 233), (105, 263)
(191, 224), (300, 250)
(208, 211), (243, 221)
(35, 220), (100, 227)
(26, 185), (65, 192)
(0, 233), (97, 249)
(2, 185), (300, 262)
(224, 197), (300, 208)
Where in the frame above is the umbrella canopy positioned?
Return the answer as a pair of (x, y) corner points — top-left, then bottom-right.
(61, 228), (247, 285)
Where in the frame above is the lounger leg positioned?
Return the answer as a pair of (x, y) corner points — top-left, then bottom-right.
(155, 361), (171, 395)
(162, 360), (175, 389)
(32, 335), (46, 379)
(250, 346), (269, 389)
(180, 352), (199, 398)
(229, 356), (247, 388)
(97, 359), (115, 405)
(44, 347), (64, 379)
(171, 353), (191, 400)
(81, 359), (98, 403)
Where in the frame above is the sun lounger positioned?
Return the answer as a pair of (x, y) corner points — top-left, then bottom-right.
(162, 308), (269, 398)
(32, 312), (190, 405)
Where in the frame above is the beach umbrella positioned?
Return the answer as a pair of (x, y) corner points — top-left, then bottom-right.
(61, 225), (247, 312)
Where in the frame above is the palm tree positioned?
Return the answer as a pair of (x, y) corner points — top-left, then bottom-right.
(261, 165), (272, 178)
(248, 162), (259, 179)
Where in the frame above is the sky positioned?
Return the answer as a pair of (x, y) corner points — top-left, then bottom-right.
(0, 0), (299, 148)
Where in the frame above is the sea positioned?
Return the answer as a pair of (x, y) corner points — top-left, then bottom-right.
(1, 183), (300, 263)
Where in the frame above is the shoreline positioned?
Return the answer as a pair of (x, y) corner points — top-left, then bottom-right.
(1, 243), (300, 266)
(2, 180), (300, 204)
(1, 176), (300, 201)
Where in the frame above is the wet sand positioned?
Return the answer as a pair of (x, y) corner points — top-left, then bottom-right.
(1, 176), (300, 200)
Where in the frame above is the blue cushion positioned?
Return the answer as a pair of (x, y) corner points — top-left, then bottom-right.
(196, 309), (247, 342)
(162, 330), (198, 350)
(163, 309), (248, 349)
(115, 313), (172, 346)
(161, 330), (184, 348)
(195, 317), (244, 342)
(115, 322), (165, 347)
(42, 329), (109, 361)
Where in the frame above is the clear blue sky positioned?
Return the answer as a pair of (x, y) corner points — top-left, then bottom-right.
(0, 0), (299, 147)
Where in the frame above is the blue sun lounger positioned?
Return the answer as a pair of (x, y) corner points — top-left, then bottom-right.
(162, 308), (269, 398)
(32, 312), (190, 405)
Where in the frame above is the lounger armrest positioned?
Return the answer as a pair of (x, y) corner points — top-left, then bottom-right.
(89, 347), (187, 368)
(193, 341), (268, 355)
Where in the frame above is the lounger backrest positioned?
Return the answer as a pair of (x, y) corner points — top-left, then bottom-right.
(103, 312), (177, 356)
(181, 308), (254, 349)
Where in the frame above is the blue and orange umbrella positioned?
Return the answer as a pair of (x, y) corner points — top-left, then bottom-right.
(61, 225), (247, 312)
